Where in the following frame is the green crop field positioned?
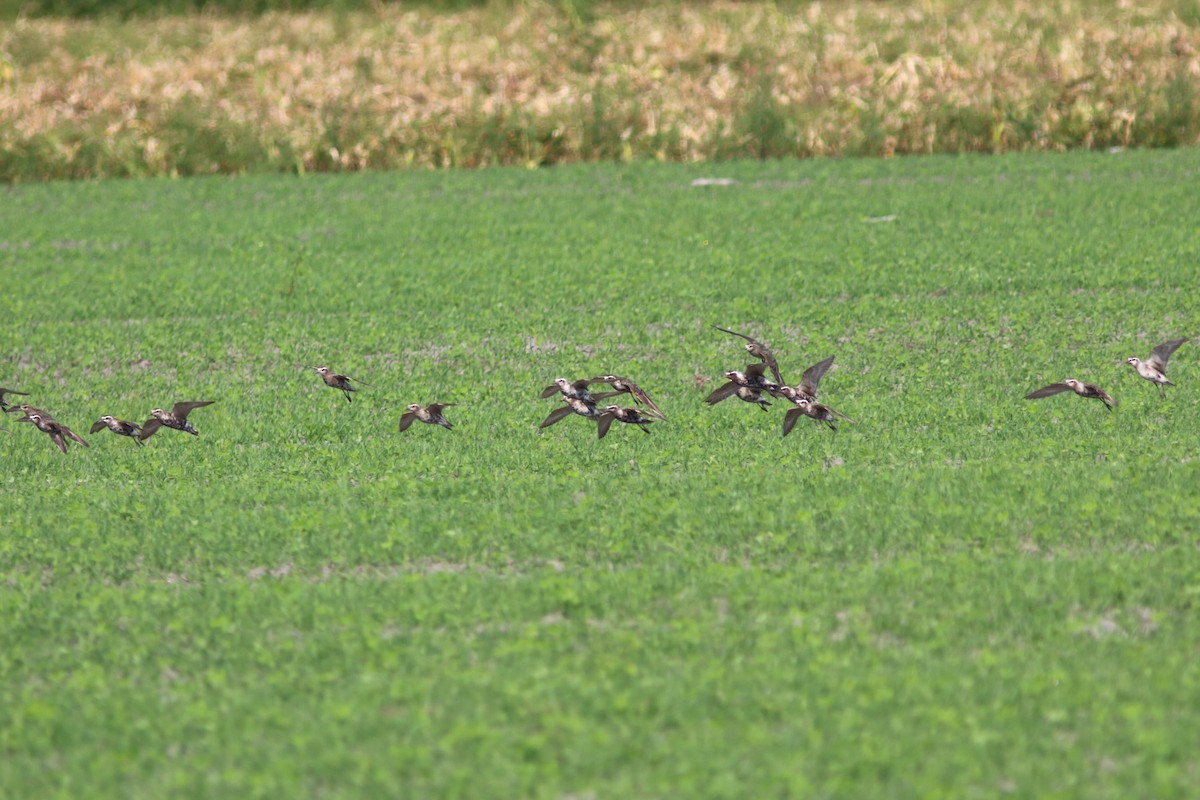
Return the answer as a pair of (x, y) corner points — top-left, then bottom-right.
(2, 149), (1199, 797)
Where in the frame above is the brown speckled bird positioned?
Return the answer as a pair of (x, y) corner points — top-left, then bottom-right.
(1126, 338), (1187, 399)
(399, 403), (459, 431)
(540, 396), (605, 429)
(6, 403), (53, 422)
(596, 405), (656, 439)
(140, 401), (215, 440)
(21, 413), (89, 454)
(713, 325), (784, 384)
(312, 366), (371, 402)
(783, 397), (852, 434)
(0, 387), (29, 413)
(90, 415), (144, 445)
(590, 375), (666, 419)
(539, 377), (621, 405)
(704, 381), (772, 411)
(772, 356), (836, 404)
(1025, 379), (1117, 411)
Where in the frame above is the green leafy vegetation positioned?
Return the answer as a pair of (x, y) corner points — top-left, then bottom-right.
(2, 150), (1199, 796)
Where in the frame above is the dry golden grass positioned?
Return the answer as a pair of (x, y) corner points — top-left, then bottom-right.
(2, 0), (1199, 178)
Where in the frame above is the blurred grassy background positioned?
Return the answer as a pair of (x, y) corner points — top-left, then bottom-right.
(2, 0), (1199, 180)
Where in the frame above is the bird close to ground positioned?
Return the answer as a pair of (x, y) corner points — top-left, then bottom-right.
(772, 355), (836, 404)
(0, 387), (29, 413)
(723, 362), (780, 393)
(1126, 338), (1187, 399)
(712, 325), (784, 384)
(704, 380), (772, 411)
(399, 403), (459, 431)
(6, 403), (53, 422)
(539, 377), (620, 405)
(783, 397), (852, 434)
(140, 401), (215, 440)
(540, 396), (605, 429)
(312, 366), (371, 402)
(590, 375), (666, 419)
(90, 416), (144, 445)
(1025, 379), (1117, 411)
(597, 405), (657, 439)
(21, 413), (89, 454)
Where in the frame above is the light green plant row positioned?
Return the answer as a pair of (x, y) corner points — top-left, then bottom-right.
(1, 150), (1199, 797)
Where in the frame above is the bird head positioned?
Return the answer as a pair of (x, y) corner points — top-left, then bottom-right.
(1126, 357), (1140, 367)
(406, 403), (421, 412)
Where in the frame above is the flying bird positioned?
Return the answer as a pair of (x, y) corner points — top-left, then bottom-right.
(540, 396), (605, 429)
(6, 403), (53, 422)
(1025, 379), (1117, 411)
(21, 413), (89, 454)
(773, 356), (836, 403)
(713, 325), (784, 384)
(590, 375), (665, 419)
(783, 397), (852, 434)
(1126, 338), (1187, 399)
(90, 415), (144, 445)
(0, 387), (29, 413)
(704, 381), (772, 411)
(140, 401), (215, 440)
(399, 403), (459, 431)
(312, 366), (371, 402)
(597, 405), (657, 439)
(539, 377), (619, 405)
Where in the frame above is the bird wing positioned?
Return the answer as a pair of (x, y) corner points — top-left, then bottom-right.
(427, 403), (460, 414)
(591, 391), (622, 401)
(171, 401), (214, 419)
(712, 324), (756, 344)
(1149, 338), (1187, 374)
(0, 388), (29, 397)
(348, 375), (372, 386)
(139, 418), (163, 440)
(596, 413), (615, 439)
(62, 425), (89, 447)
(745, 362), (767, 380)
(826, 405), (853, 422)
(539, 405), (574, 429)
(398, 412), (417, 431)
(89, 420), (107, 434)
(782, 407), (804, 436)
(704, 381), (738, 405)
(628, 383), (666, 419)
(540, 384), (562, 398)
(798, 356), (835, 397)
(49, 430), (68, 453)
(1025, 383), (1071, 400)
(759, 350), (784, 385)
(1085, 384), (1118, 409)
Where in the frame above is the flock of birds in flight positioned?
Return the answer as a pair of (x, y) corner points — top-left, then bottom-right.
(0, 329), (1190, 454)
